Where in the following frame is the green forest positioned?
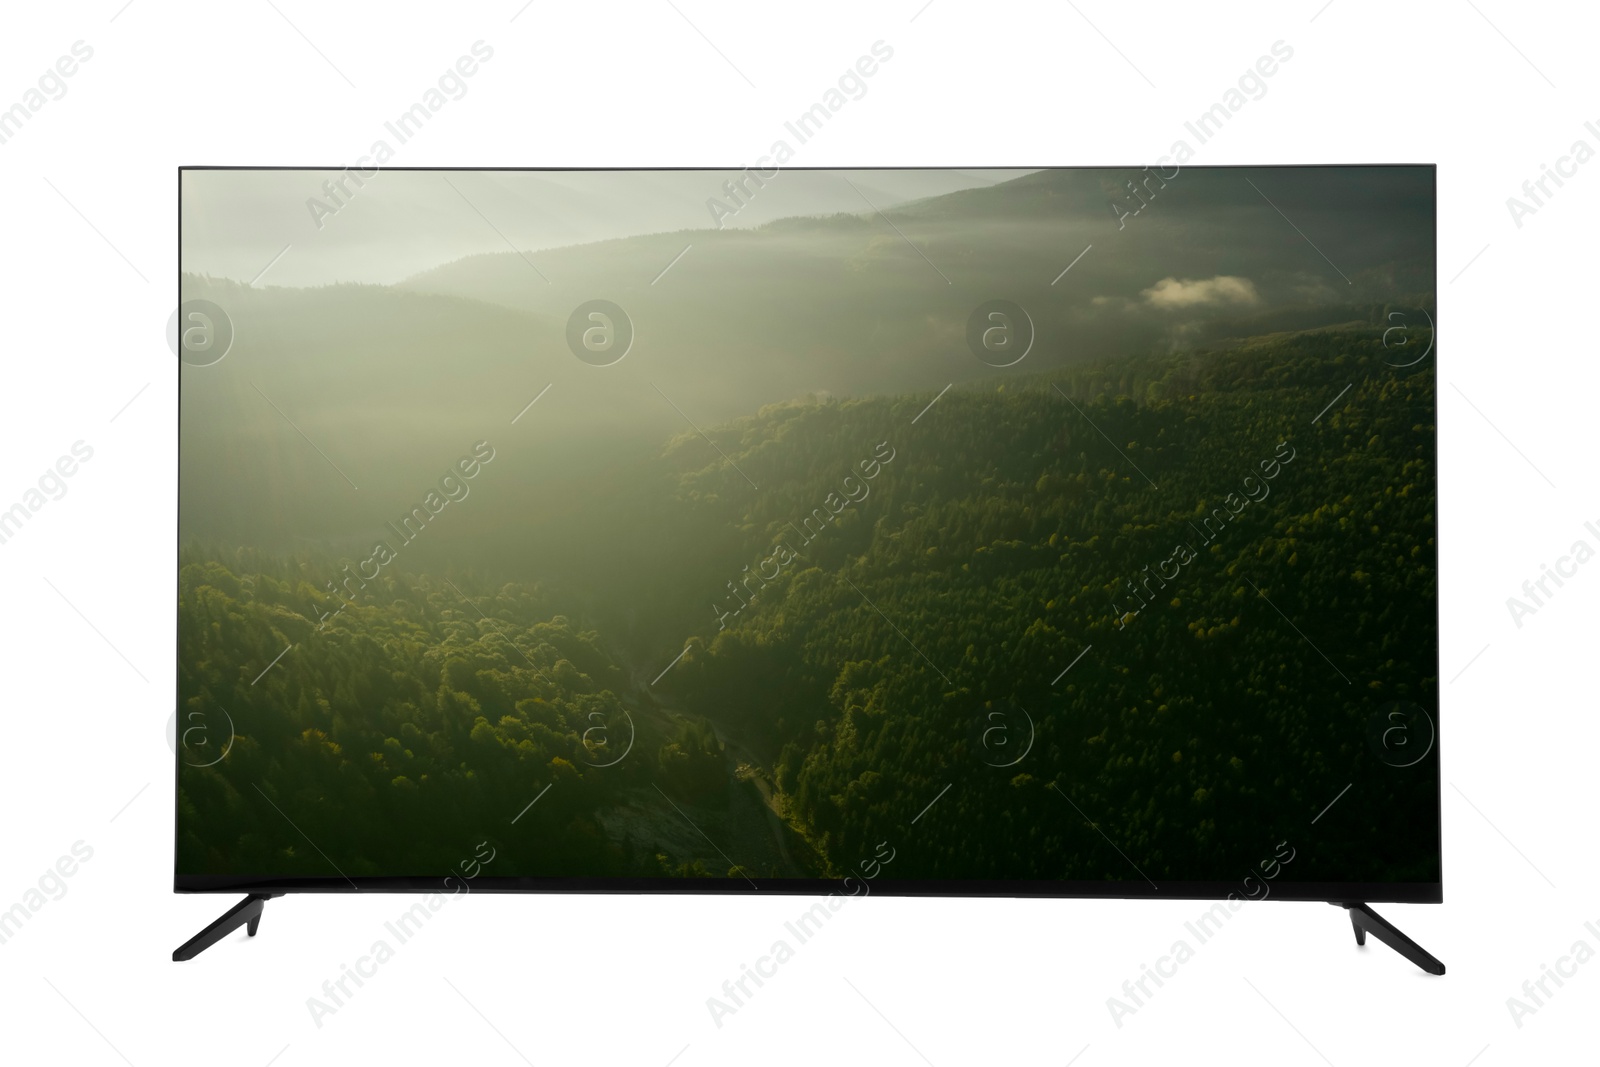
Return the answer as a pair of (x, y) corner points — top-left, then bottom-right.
(178, 321), (1438, 887)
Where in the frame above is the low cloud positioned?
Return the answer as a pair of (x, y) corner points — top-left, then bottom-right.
(1140, 275), (1259, 309)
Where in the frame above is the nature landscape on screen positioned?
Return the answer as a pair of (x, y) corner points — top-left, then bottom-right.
(177, 166), (1438, 887)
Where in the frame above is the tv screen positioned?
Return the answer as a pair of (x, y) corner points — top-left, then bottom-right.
(176, 166), (1438, 905)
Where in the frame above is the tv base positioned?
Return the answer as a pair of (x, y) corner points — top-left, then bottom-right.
(1335, 902), (1445, 975)
(173, 893), (279, 962)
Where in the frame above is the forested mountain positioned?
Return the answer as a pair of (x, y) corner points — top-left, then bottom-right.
(178, 322), (1437, 885)
(395, 167), (1434, 423)
(656, 327), (1437, 884)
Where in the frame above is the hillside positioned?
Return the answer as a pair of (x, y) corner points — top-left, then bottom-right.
(178, 325), (1438, 884)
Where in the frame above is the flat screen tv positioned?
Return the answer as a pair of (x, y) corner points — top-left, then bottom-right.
(175, 165), (1441, 971)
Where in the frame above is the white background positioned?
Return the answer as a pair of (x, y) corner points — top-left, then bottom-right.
(1, 2), (1595, 1065)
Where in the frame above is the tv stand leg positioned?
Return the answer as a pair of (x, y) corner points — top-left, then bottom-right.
(1335, 902), (1444, 975)
(173, 893), (279, 962)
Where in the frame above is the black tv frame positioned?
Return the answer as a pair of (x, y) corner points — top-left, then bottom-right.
(174, 165), (1443, 973)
